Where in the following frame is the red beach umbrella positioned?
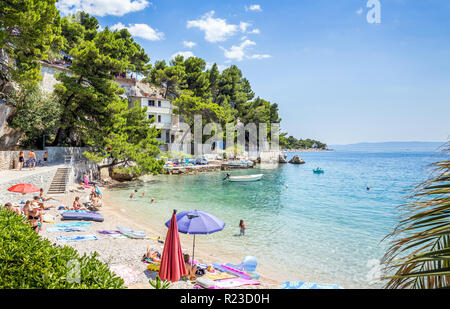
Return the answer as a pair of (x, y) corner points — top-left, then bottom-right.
(159, 210), (187, 282)
(7, 184), (40, 194)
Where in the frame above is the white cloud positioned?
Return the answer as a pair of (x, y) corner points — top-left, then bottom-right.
(239, 22), (251, 33)
(221, 39), (256, 61)
(356, 7), (363, 15)
(206, 62), (227, 71)
(111, 23), (164, 41)
(171, 51), (195, 60)
(183, 41), (197, 48)
(249, 54), (271, 60)
(245, 4), (262, 12)
(57, 0), (150, 17)
(187, 11), (238, 43)
(248, 28), (260, 34)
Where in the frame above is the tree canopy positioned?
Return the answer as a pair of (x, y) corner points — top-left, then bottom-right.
(0, 0), (60, 96)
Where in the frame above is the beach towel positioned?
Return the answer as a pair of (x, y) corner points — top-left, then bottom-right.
(212, 278), (260, 289)
(280, 281), (343, 289)
(97, 230), (128, 239)
(55, 222), (92, 227)
(110, 265), (140, 286)
(212, 263), (258, 280)
(57, 235), (98, 242)
(47, 227), (89, 233)
(203, 272), (237, 281)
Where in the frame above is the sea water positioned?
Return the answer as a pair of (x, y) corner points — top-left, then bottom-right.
(107, 146), (446, 288)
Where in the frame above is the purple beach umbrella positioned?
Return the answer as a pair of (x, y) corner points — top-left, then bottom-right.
(165, 210), (226, 263)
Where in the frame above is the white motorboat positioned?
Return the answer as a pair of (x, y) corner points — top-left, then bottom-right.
(224, 174), (264, 182)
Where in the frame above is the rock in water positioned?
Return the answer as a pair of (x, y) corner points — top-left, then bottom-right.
(288, 155), (305, 164)
(279, 154), (288, 163)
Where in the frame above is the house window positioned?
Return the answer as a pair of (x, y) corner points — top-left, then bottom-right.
(148, 114), (155, 120)
(148, 100), (155, 106)
(166, 131), (170, 142)
(158, 115), (161, 123)
(158, 101), (161, 107)
(171, 135), (175, 143)
(157, 131), (161, 138)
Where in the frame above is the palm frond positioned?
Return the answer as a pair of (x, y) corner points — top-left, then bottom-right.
(382, 143), (450, 289)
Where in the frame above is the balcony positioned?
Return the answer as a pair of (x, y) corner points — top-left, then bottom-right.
(146, 106), (172, 114)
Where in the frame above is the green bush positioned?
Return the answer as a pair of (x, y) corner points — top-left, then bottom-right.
(0, 209), (125, 289)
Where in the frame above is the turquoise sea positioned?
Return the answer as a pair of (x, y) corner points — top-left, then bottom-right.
(107, 144), (446, 288)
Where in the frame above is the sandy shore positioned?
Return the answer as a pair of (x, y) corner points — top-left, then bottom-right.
(37, 185), (281, 289)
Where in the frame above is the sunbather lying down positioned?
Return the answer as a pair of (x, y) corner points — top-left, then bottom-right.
(143, 247), (161, 263)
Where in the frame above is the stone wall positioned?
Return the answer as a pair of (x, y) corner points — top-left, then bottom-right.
(0, 147), (90, 171)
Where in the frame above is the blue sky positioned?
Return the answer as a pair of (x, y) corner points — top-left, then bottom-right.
(57, 0), (450, 145)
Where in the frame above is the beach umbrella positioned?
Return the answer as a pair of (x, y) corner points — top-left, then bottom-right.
(7, 183), (40, 194)
(159, 210), (187, 282)
(164, 210), (226, 263)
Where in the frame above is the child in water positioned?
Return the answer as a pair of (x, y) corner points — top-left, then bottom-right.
(130, 189), (138, 199)
(239, 219), (246, 236)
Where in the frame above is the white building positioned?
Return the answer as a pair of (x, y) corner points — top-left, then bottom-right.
(115, 76), (182, 151)
(37, 63), (183, 151)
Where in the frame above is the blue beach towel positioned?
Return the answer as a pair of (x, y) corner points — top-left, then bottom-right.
(47, 227), (89, 233)
(280, 281), (343, 289)
(57, 235), (98, 242)
(54, 222), (92, 228)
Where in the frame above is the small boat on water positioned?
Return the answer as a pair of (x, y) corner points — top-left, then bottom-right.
(224, 173), (264, 182)
(313, 168), (324, 174)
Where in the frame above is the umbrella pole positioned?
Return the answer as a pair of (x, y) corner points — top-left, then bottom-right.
(192, 234), (196, 264)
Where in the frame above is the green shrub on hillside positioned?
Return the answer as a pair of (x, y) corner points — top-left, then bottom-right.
(0, 209), (125, 289)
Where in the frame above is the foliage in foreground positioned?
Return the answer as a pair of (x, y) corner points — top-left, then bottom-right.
(0, 209), (125, 289)
(382, 145), (450, 288)
(149, 275), (171, 289)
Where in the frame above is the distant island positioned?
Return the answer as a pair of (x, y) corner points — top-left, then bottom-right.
(329, 141), (446, 152)
(280, 134), (328, 151)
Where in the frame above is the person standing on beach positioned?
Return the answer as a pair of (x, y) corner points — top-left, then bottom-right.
(130, 189), (138, 199)
(43, 151), (48, 165)
(239, 219), (246, 236)
(18, 151), (24, 170)
(28, 150), (36, 169)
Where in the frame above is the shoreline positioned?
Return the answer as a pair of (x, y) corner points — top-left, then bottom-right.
(36, 185), (281, 289)
(101, 186), (282, 288)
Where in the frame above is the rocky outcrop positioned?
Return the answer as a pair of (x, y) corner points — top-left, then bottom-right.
(279, 154), (287, 163)
(288, 155), (305, 164)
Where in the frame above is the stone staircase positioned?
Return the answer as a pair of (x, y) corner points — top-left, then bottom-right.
(47, 168), (71, 194)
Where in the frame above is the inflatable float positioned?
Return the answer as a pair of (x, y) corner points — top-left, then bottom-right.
(61, 210), (104, 222)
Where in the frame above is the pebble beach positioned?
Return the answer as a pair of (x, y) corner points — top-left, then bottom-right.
(0, 164), (280, 289)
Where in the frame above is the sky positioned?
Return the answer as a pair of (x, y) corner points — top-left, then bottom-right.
(56, 0), (450, 145)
